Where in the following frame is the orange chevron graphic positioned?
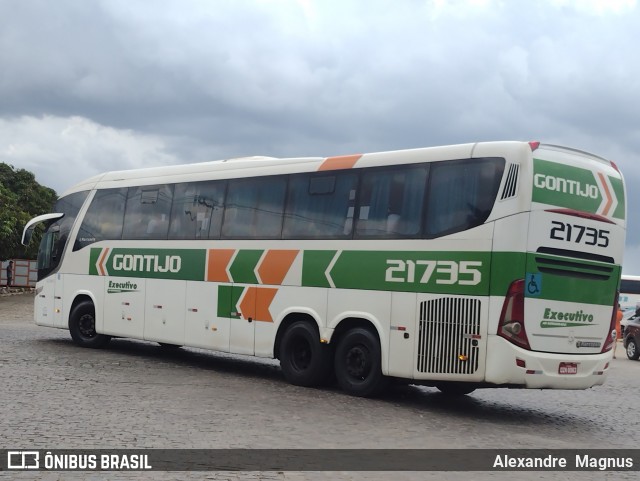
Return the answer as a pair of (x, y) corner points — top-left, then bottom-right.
(238, 286), (256, 320)
(597, 172), (613, 216)
(207, 249), (235, 282)
(256, 287), (278, 322)
(97, 248), (110, 276)
(238, 287), (278, 322)
(318, 154), (362, 171)
(257, 250), (299, 285)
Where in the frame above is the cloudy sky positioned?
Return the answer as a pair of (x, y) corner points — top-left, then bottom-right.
(1, 0), (639, 272)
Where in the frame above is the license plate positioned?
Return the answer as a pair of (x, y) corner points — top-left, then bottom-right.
(558, 362), (578, 375)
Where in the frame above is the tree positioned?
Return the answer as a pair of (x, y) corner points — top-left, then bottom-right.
(0, 163), (57, 260)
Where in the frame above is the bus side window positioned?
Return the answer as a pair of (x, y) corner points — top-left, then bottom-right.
(355, 165), (427, 238)
(222, 176), (286, 239)
(283, 172), (358, 239)
(74, 188), (127, 250)
(122, 184), (174, 240)
(424, 158), (504, 238)
(169, 181), (226, 240)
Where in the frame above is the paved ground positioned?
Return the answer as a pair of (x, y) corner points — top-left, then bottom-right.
(1, 293), (638, 480)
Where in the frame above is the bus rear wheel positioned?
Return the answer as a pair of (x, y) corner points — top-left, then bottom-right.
(334, 327), (388, 397)
(280, 321), (333, 387)
(69, 300), (111, 348)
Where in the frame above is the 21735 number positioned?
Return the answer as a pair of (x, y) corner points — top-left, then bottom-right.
(550, 221), (609, 247)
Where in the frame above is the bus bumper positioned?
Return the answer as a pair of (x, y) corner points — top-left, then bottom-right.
(484, 336), (611, 389)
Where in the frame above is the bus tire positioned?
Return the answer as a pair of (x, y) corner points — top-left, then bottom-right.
(436, 382), (476, 396)
(69, 301), (111, 348)
(334, 327), (388, 397)
(280, 321), (333, 387)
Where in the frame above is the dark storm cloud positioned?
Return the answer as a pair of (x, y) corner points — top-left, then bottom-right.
(3, 0), (637, 155)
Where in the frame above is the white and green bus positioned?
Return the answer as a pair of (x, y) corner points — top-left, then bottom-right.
(23, 141), (626, 396)
(620, 275), (640, 317)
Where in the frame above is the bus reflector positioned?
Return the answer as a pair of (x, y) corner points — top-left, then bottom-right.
(498, 279), (531, 350)
(528, 141), (540, 151)
(515, 358), (526, 368)
(610, 160), (620, 173)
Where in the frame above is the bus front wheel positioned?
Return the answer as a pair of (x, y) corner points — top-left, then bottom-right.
(280, 321), (333, 387)
(69, 301), (111, 348)
(334, 327), (388, 397)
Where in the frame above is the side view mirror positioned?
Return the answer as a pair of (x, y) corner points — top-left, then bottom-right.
(22, 213), (65, 245)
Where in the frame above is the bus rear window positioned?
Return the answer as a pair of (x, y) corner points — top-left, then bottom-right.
(424, 157), (505, 238)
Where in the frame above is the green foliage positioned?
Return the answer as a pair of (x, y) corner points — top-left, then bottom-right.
(0, 163), (57, 260)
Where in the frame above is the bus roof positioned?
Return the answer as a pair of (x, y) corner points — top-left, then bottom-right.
(57, 140), (611, 197)
(538, 144), (611, 166)
(58, 141), (486, 196)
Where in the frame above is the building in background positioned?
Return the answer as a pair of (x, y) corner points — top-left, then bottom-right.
(1, 259), (37, 288)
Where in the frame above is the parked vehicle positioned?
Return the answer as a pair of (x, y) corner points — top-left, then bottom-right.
(619, 275), (640, 334)
(623, 316), (640, 360)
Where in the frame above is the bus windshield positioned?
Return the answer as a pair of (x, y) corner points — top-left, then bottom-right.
(36, 191), (89, 279)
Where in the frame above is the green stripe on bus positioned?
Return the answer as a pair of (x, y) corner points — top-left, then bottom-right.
(89, 247), (206, 280)
(309, 250), (493, 295)
(489, 252), (527, 297)
(533, 158), (601, 213)
(217, 285), (243, 318)
(301, 250), (337, 288)
(229, 250), (263, 284)
(489, 251), (618, 306)
(87, 247), (620, 307)
(89, 248), (102, 275)
(532, 158), (624, 220)
(525, 253), (620, 306)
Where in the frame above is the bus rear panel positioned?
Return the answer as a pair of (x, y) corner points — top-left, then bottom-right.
(486, 144), (624, 389)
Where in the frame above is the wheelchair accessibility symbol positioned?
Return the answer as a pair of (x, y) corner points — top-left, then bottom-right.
(527, 273), (542, 296)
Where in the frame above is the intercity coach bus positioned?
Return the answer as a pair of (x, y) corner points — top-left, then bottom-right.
(22, 141), (626, 396)
(620, 275), (640, 316)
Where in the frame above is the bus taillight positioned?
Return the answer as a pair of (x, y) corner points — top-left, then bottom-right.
(601, 292), (619, 353)
(498, 279), (531, 350)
